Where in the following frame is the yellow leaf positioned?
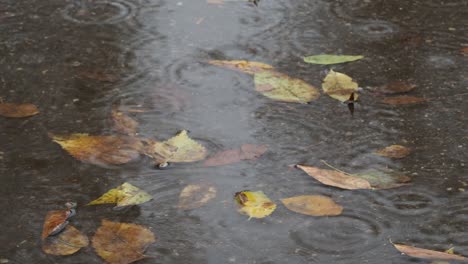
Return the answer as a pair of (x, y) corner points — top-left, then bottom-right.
(178, 184), (217, 210)
(87, 182), (152, 209)
(42, 225), (89, 256)
(235, 191), (276, 219)
(322, 70), (359, 102)
(208, 60), (274, 75)
(281, 195), (343, 216)
(375, 145), (411, 159)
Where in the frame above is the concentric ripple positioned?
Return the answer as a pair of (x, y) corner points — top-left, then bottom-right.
(370, 188), (439, 216)
(61, 0), (136, 24)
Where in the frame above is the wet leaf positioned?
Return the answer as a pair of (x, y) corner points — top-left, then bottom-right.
(178, 184), (217, 210)
(374, 81), (416, 94)
(41, 208), (74, 240)
(296, 165), (372, 190)
(461, 47), (468, 55)
(0, 103), (39, 118)
(382, 96), (427, 105)
(322, 70), (359, 102)
(87, 182), (152, 209)
(208, 60), (274, 75)
(393, 244), (468, 261)
(375, 145), (411, 159)
(254, 70), (320, 103)
(92, 219), (156, 264)
(281, 195), (343, 216)
(42, 225), (89, 255)
(145, 130), (208, 164)
(79, 70), (118, 82)
(51, 133), (143, 165)
(203, 144), (267, 167)
(355, 169), (411, 189)
(235, 191), (276, 219)
(112, 108), (138, 136)
(303, 54), (364, 65)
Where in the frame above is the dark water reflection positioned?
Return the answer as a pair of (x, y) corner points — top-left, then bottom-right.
(1, 0), (467, 263)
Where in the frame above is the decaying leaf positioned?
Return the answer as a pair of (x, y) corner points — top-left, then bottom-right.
(281, 195), (343, 216)
(178, 184), (217, 210)
(303, 54), (364, 65)
(382, 96), (427, 105)
(41, 206), (76, 240)
(0, 103), (39, 118)
(208, 60), (274, 75)
(374, 81), (416, 94)
(235, 191), (276, 219)
(393, 244), (468, 261)
(254, 70), (320, 103)
(112, 108), (138, 136)
(144, 130), (208, 165)
(42, 225), (89, 255)
(92, 219), (156, 264)
(203, 144), (267, 167)
(51, 133), (143, 165)
(375, 145), (411, 159)
(355, 169), (411, 189)
(87, 182), (152, 209)
(322, 70), (359, 102)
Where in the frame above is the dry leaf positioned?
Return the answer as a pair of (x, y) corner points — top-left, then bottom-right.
(322, 70), (359, 102)
(178, 184), (217, 210)
(393, 244), (468, 261)
(92, 219), (156, 264)
(296, 165), (372, 190)
(281, 195), (343, 216)
(42, 225), (89, 255)
(208, 60), (274, 75)
(203, 144), (267, 167)
(235, 191), (276, 219)
(0, 103), (39, 118)
(375, 145), (411, 159)
(87, 182), (152, 209)
(51, 133), (143, 165)
(382, 96), (427, 105)
(374, 81), (416, 94)
(112, 108), (138, 136)
(41, 208), (75, 240)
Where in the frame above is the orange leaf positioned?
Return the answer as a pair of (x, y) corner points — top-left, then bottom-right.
(461, 47), (468, 55)
(0, 103), (39, 118)
(393, 244), (468, 261)
(296, 165), (372, 190)
(203, 144), (267, 167)
(41, 210), (70, 240)
(281, 195), (343, 216)
(208, 60), (274, 75)
(42, 225), (89, 255)
(382, 96), (427, 105)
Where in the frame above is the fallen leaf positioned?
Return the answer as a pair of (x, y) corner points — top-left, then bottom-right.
(41, 204), (76, 240)
(112, 108), (138, 136)
(254, 70), (320, 103)
(87, 182), (152, 209)
(355, 169), (411, 189)
(393, 244), (468, 261)
(296, 165), (371, 190)
(208, 60), (274, 75)
(235, 191), (276, 219)
(0, 103), (39, 118)
(79, 70), (118, 82)
(203, 144), (267, 167)
(303, 54), (364, 65)
(51, 133), (143, 165)
(178, 184), (217, 210)
(281, 195), (343, 216)
(373, 81), (416, 94)
(322, 70), (359, 102)
(92, 219), (156, 264)
(375, 145), (411, 159)
(42, 225), (89, 255)
(461, 47), (468, 55)
(382, 96), (427, 105)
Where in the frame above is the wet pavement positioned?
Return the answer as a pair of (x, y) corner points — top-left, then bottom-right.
(0, 0), (468, 263)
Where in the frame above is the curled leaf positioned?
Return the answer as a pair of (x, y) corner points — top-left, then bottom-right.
(203, 144), (267, 167)
(281, 195), (343, 216)
(375, 145), (411, 159)
(393, 244), (468, 261)
(322, 70), (359, 102)
(42, 225), (89, 256)
(87, 182), (152, 209)
(304, 54), (364, 65)
(92, 220), (156, 264)
(382, 96), (427, 105)
(235, 191), (276, 219)
(112, 108), (138, 136)
(0, 103), (39, 118)
(208, 60), (274, 75)
(41, 204), (76, 240)
(178, 184), (217, 210)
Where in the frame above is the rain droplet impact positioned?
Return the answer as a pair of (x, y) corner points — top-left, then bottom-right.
(61, 0), (136, 25)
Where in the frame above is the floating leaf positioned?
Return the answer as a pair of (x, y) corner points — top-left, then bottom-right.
(303, 54), (364, 65)
(355, 169), (411, 189)
(375, 145), (411, 159)
(281, 195), (343, 216)
(0, 103), (39, 118)
(235, 191), (276, 219)
(112, 108), (138, 136)
(87, 182), (152, 209)
(41, 206), (76, 240)
(254, 70), (320, 103)
(208, 60), (274, 75)
(42, 225), (89, 255)
(393, 244), (468, 261)
(92, 220), (156, 264)
(373, 81), (416, 94)
(382, 96), (427, 105)
(204, 144), (267, 167)
(51, 133), (143, 165)
(322, 70), (359, 102)
(178, 184), (217, 210)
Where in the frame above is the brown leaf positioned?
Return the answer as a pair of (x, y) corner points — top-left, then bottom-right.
(375, 145), (411, 159)
(203, 144), (267, 167)
(92, 219), (156, 264)
(296, 165), (372, 190)
(208, 60), (274, 75)
(42, 225), (89, 255)
(41, 210), (72, 240)
(0, 103), (39, 118)
(393, 244), (468, 261)
(375, 81), (416, 94)
(112, 108), (138, 136)
(281, 195), (343, 216)
(461, 47), (468, 55)
(178, 184), (217, 210)
(382, 96), (427, 105)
